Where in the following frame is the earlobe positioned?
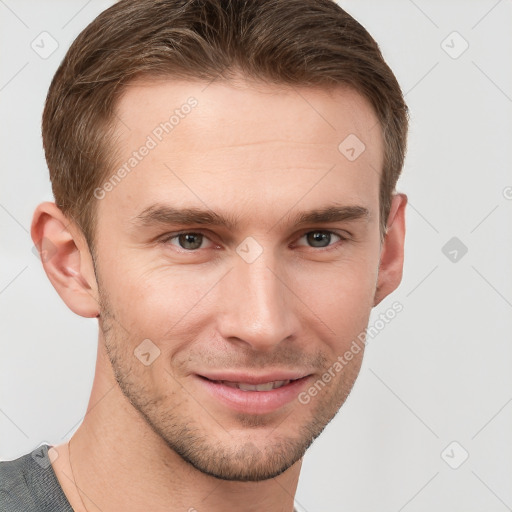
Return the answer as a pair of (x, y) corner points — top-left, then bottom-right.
(31, 202), (100, 318)
(373, 193), (408, 307)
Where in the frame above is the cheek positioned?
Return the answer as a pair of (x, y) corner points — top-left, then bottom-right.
(293, 251), (378, 347)
(100, 255), (219, 338)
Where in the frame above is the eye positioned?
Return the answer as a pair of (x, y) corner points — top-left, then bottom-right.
(296, 230), (346, 249)
(159, 229), (348, 253)
(162, 232), (214, 251)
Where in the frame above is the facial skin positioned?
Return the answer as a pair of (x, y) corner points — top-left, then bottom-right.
(32, 77), (406, 511)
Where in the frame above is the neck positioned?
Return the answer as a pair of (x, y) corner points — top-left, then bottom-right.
(55, 341), (301, 512)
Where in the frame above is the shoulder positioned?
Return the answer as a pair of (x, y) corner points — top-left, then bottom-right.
(0, 445), (73, 512)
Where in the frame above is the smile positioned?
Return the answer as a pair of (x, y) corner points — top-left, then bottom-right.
(196, 373), (311, 414)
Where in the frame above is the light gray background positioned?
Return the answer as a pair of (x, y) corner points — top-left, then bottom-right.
(1, 1), (511, 511)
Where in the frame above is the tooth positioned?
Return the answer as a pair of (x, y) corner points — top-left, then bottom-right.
(238, 382), (274, 391)
(218, 381), (235, 389)
(215, 380), (292, 391)
(237, 383), (256, 391)
(273, 380), (290, 389)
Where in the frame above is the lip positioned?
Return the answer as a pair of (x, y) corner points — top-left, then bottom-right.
(195, 372), (312, 415)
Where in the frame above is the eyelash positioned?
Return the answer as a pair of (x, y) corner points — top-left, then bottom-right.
(159, 229), (349, 253)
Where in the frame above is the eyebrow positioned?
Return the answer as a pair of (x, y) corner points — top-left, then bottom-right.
(132, 203), (370, 231)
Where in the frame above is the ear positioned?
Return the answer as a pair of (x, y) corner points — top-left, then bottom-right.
(31, 202), (100, 318)
(373, 193), (407, 306)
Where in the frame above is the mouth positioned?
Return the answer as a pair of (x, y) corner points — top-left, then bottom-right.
(195, 373), (311, 415)
(209, 379), (293, 391)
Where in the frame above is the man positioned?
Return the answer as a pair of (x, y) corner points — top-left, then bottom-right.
(0, 0), (408, 510)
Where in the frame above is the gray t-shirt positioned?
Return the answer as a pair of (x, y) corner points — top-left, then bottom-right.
(0, 444), (73, 512)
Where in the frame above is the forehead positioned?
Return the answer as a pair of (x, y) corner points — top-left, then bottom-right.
(98, 78), (383, 230)
(114, 76), (382, 151)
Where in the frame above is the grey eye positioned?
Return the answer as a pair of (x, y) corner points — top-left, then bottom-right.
(304, 231), (339, 248)
(176, 233), (204, 250)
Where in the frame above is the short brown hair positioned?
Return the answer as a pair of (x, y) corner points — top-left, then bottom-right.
(42, 0), (408, 248)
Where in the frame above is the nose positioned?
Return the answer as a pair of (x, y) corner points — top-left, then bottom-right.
(216, 246), (299, 352)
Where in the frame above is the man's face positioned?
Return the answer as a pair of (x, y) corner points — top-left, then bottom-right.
(93, 78), (384, 481)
